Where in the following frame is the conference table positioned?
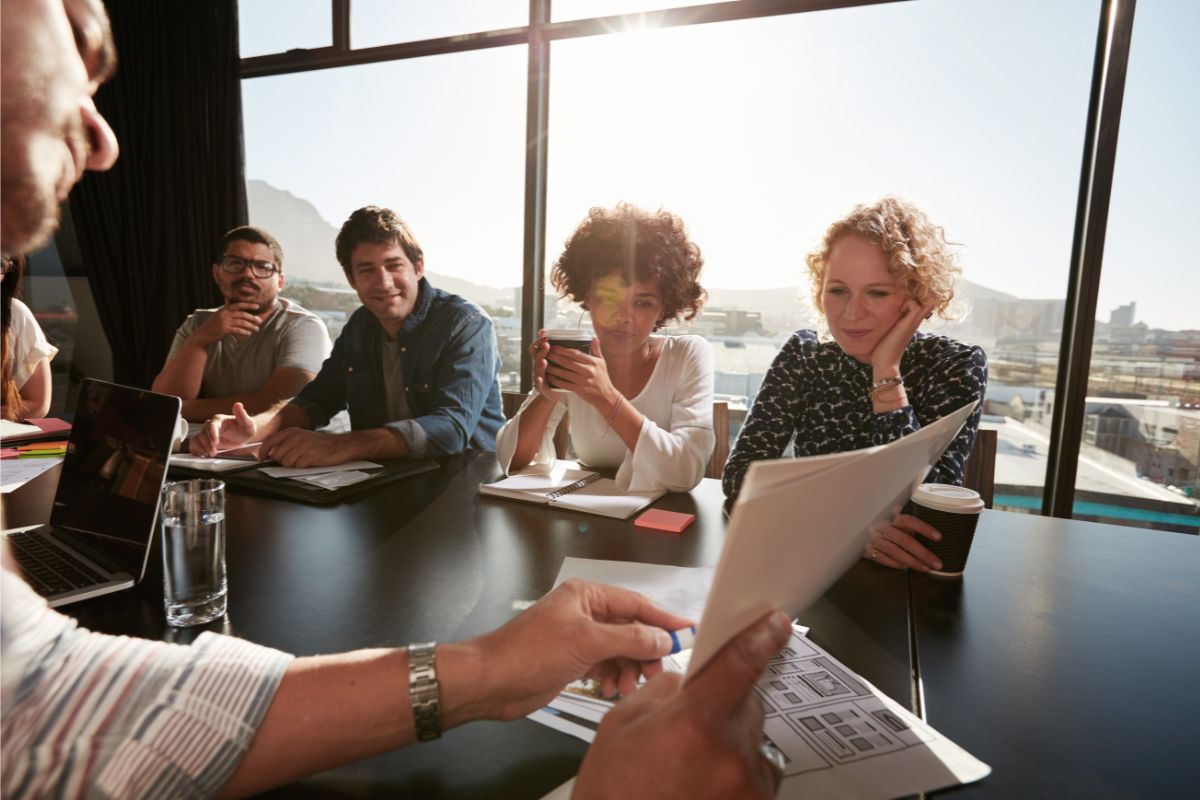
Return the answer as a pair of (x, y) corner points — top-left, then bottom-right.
(4, 450), (1197, 798)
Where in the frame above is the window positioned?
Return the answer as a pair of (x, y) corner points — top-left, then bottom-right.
(1076, 0), (1200, 531)
(351, 0), (528, 48)
(239, 0), (332, 58)
(552, 0), (747, 22)
(546, 0), (1098, 516)
(26, 208), (114, 416)
(241, 46), (529, 390)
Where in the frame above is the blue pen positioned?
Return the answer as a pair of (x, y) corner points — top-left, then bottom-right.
(667, 625), (697, 655)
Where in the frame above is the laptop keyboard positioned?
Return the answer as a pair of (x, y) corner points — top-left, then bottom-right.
(9, 530), (109, 596)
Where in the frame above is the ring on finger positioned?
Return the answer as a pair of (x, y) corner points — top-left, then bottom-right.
(758, 741), (786, 781)
(871, 549), (879, 560)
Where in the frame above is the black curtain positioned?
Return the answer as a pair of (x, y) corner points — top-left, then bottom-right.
(69, 1), (246, 387)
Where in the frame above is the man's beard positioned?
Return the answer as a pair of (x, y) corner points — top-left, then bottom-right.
(0, 160), (60, 256)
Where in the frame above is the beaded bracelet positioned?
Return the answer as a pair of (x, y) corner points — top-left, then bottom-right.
(600, 395), (623, 438)
(604, 395), (622, 425)
(869, 375), (904, 401)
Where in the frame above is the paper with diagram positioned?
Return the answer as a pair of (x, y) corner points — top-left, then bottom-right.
(531, 627), (990, 799)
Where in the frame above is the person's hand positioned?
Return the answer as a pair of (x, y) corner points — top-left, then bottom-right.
(870, 299), (931, 376)
(864, 508), (943, 572)
(529, 329), (564, 404)
(575, 610), (792, 800)
(192, 302), (263, 346)
(261, 428), (350, 468)
(465, 579), (693, 722)
(189, 402), (256, 456)
(545, 338), (620, 413)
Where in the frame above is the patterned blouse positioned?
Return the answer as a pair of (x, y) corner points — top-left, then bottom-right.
(723, 330), (988, 501)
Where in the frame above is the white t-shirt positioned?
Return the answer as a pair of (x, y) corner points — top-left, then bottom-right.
(5, 298), (57, 389)
(495, 334), (715, 493)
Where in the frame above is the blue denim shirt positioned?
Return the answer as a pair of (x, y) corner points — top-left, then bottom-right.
(291, 278), (504, 458)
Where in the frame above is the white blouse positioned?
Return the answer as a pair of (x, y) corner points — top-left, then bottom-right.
(6, 298), (57, 389)
(496, 334), (715, 493)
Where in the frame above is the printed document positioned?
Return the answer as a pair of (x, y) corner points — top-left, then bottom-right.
(532, 626), (989, 799)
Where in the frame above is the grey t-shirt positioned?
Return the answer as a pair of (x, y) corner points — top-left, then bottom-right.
(166, 299), (332, 398)
(381, 337), (413, 422)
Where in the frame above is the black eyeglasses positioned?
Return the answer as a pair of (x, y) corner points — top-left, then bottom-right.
(219, 255), (278, 278)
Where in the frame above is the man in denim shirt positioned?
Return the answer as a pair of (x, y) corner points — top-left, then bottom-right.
(191, 206), (504, 467)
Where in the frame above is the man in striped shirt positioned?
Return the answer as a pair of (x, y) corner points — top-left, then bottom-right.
(0, 2), (788, 798)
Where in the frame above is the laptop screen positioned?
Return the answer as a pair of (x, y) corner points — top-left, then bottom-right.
(50, 380), (180, 569)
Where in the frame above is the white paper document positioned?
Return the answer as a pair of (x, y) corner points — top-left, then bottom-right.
(258, 461), (382, 479)
(169, 453), (264, 473)
(1, 457), (63, 493)
(531, 628), (990, 799)
(0, 419), (44, 440)
(553, 556), (715, 621)
(687, 402), (978, 677)
(292, 469), (376, 490)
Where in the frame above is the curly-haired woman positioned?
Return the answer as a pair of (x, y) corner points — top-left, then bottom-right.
(496, 203), (715, 492)
(722, 197), (988, 572)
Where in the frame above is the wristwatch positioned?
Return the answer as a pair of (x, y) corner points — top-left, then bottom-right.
(408, 642), (442, 742)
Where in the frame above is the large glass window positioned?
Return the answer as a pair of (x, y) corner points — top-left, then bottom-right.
(546, 0), (1099, 511)
(351, 1), (528, 49)
(239, 0), (332, 58)
(1075, 0), (1200, 534)
(241, 46), (528, 390)
(552, 1), (747, 23)
(24, 210), (114, 416)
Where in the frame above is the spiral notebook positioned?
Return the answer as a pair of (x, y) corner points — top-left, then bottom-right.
(479, 463), (665, 519)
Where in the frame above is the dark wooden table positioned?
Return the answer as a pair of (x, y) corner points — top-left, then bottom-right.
(911, 510), (1200, 798)
(2, 450), (912, 798)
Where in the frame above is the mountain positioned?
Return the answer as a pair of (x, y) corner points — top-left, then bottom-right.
(246, 180), (510, 306)
(247, 179), (1018, 315)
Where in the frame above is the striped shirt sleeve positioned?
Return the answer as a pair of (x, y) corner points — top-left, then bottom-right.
(2, 552), (293, 799)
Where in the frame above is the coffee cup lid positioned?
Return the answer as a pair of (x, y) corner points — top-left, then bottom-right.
(912, 483), (984, 514)
(544, 328), (592, 340)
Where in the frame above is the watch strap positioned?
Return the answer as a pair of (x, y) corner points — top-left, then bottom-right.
(408, 642), (442, 742)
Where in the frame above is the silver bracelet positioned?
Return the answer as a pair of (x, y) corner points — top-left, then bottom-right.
(408, 642), (442, 742)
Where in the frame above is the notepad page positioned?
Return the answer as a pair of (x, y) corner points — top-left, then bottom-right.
(550, 478), (664, 519)
(479, 467), (599, 504)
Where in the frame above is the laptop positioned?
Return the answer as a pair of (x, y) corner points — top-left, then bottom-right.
(3, 379), (181, 607)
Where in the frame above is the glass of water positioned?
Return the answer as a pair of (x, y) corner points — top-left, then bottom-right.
(160, 478), (227, 627)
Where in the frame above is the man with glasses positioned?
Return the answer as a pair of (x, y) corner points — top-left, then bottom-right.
(152, 226), (332, 421)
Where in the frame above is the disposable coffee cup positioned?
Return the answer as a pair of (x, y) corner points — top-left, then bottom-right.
(543, 329), (592, 391)
(911, 483), (984, 579)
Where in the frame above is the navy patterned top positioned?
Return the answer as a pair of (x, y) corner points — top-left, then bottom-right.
(723, 330), (988, 501)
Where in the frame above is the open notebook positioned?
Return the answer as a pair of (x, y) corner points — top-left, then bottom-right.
(479, 462), (665, 519)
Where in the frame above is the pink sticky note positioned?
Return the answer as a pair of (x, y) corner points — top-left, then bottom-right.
(634, 509), (695, 534)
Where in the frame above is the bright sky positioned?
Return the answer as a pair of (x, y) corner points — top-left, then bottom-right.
(240, 0), (1198, 331)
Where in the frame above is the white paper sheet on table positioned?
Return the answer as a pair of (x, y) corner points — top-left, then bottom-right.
(1, 457), (63, 493)
(292, 469), (376, 490)
(258, 460), (382, 479)
(0, 419), (44, 440)
(686, 401), (978, 678)
(553, 556), (716, 621)
(533, 627), (990, 800)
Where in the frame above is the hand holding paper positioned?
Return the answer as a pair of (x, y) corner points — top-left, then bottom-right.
(686, 402), (978, 678)
(574, 611), (791, 800)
